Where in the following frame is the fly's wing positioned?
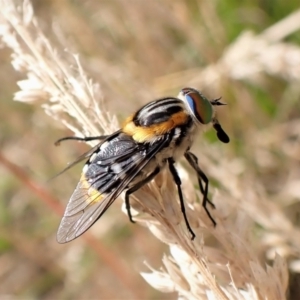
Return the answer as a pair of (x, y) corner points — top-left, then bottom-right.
(57, 132), (170, 243)
(50, 144), (102, 180)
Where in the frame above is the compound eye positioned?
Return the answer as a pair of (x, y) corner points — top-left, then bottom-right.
(184, 90), (213, 124)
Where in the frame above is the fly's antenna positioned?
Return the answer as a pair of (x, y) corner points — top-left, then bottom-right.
(210, 97), (227, 106)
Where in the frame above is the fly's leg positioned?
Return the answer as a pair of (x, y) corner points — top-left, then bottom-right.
(186, 152), (215, 208)
(125, 167), (160, 223)
(185, 151), (216, 227)
(167, 158), (196, 240)
(55, 135), (108, 146)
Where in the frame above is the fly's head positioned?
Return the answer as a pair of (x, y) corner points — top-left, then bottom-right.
(178, 87), (230, 143)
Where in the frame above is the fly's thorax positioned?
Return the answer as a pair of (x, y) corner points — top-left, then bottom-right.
(169, 121), (197, 160)
(122, 97), (190, 144)
(148, 119), (196, 167)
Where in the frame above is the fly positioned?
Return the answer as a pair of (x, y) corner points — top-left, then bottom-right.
(56, 87), (229, 243)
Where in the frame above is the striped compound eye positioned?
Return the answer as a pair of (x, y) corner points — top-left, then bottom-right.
(179, 87), (213, 124)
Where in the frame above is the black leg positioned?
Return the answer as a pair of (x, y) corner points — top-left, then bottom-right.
(186, 152), (215, 208)
(125, 167), (160, 223)
(167, 158), (196, 240)
(185, 151), (216, 227)
(55, 135), (108, 146)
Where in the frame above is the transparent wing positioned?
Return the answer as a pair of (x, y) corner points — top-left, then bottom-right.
(57, 134), (170, 243)
(51, 133), (115, 180)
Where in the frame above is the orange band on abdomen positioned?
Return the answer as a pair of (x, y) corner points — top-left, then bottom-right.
(122, 111), (189, 143)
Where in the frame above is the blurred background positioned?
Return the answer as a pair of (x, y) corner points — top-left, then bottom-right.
(1, 0), (300, 299)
